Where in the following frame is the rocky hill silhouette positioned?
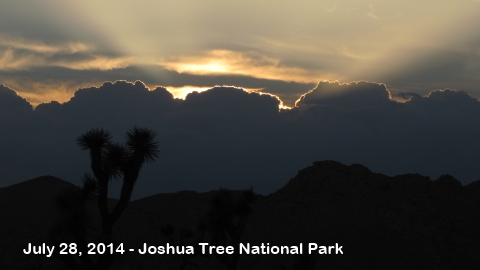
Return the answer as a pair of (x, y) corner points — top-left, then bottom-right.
(248, 161), (480, 269)
(2, 161), (480, 269)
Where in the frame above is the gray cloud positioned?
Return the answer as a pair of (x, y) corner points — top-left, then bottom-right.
(0, 84), (32, 115)
(296, 81), (391, 108)
(1, 80), (480, 199)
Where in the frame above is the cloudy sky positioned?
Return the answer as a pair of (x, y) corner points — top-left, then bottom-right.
(1, 0), (480, 106)
(2, 1), (480, 198)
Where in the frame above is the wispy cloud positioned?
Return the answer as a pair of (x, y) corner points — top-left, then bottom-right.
(0, 49), (43, 70)
(367, 4), (381, 20)
(0, 34), (93, 54)
(0, 35), (131, 71)
(54, 55), (133, 71)
(327, 2), (337, 13)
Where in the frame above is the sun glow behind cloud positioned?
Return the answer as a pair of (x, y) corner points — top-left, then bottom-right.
(160, 50), (324, 83)
(158, 84), (295, 109)
(162, 85), (213, 99)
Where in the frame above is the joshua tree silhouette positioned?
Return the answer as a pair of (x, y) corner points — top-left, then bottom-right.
(77, 127), (159, 239)
(51, 126), (159, 270)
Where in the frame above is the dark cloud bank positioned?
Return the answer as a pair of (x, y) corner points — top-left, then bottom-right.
(0, 65), (316, 106)
(1, 80), (480, 199)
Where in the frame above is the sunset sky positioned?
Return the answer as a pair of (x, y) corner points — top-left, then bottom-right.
(1, 0), (479, 106)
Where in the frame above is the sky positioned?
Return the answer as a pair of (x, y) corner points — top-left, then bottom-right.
(1, 0), (479, 106)
(1, 1), (480, 198)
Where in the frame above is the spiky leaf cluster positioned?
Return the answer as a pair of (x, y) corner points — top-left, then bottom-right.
(126, 126), (160, 164)
(103, 142), (128, 180)
(77, 128), (112, 151)
(77, 126), (159, 181)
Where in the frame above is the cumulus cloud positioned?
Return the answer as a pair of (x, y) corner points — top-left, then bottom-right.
(0, 84), (32, 116)
(295, 80), (391, 108)
(181, 86), (281, 116)
(1, 80), (480, 199)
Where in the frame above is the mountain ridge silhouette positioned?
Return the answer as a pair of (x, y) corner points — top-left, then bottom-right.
(2, 161), (480, 269)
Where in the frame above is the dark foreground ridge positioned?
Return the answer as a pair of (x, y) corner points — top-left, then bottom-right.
(2, 161), (480, 269)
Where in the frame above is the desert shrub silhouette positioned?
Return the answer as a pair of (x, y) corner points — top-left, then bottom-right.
(204, 188), (256, 270)
(51, 126), (159, 270)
